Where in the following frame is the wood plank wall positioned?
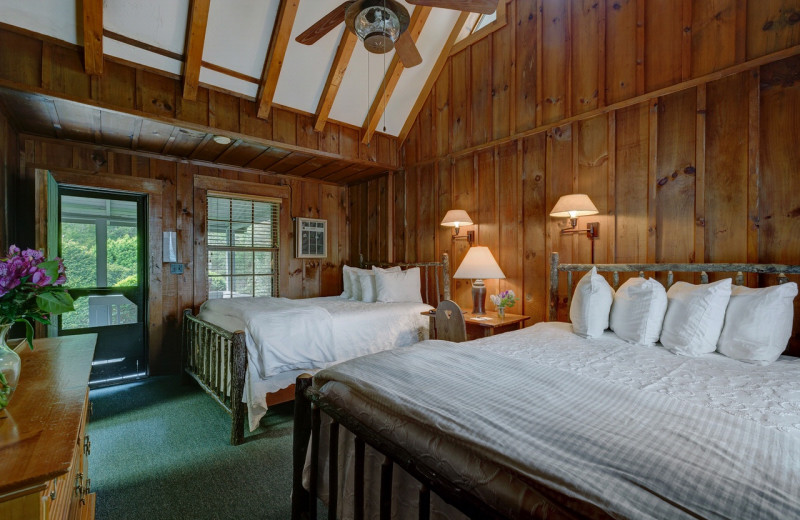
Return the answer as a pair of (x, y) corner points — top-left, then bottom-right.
(0, 108), (17, 249)
(351, 0), (800, 355)
(12, 136), (348, 374)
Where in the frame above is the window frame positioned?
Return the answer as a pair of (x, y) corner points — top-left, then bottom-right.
(451, 2), (508, 56)
(206, 191), (281, 300)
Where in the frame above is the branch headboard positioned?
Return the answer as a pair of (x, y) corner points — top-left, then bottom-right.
(359, 253), (450, 307)
(549, 251), (800, 322)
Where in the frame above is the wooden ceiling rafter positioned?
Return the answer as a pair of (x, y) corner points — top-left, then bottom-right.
(256, 0), (301, 120)
(314, 30), (358, 132)
(82, 0), (104, 75)
(182, 0), (212, 101)
(360, 6), (432, 145)
(397, 11), (472, 143)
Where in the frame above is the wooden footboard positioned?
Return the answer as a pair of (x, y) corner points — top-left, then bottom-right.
(291, 376), (510, 520)
(181, 309), (248, 445)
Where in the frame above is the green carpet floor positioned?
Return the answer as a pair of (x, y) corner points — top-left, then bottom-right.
(88, 375), (321, 519)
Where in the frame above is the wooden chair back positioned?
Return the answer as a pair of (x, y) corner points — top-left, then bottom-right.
(434, 300), (467, 343)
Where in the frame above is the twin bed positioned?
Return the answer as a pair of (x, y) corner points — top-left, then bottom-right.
(292, 253), (800, 519)
(181, 255), (450, 445)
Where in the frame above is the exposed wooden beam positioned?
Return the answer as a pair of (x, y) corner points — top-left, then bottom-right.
(257, 0), (301, 119)
(361, 7), (432, 145)
(82, 0), (104, 75)
(182, 0), (211, 101)
(315, 30), (358, 132)
(397, 11), (471, 143)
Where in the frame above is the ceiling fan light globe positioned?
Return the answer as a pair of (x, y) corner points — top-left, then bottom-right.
(345, 0), (410, 52)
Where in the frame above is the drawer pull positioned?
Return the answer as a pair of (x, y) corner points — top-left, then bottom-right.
(74, 472), (83, 498)
(49, 479), (57, 501)
(84, 435), (91, 456)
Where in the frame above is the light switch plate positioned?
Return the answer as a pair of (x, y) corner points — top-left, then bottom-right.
(170, 263), (185, 275)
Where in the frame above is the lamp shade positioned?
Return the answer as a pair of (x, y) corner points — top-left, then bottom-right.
(440, 209), (473, 228)
(549, 194), (599, 218)
(453, 246), (506, 280)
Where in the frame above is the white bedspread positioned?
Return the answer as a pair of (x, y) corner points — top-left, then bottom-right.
(198, 296), (431, 430)
(311, 322), (800, 519)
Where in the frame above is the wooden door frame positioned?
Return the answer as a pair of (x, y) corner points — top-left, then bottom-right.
(35, 169), (165, 372)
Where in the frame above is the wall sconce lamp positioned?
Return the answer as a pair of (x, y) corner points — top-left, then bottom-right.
(550, 194), (600, 263)
(453, 246), (506, 315)
(440, 210), (474, 246)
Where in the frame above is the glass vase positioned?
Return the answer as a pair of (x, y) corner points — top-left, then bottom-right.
(497, 307), (505, 319)
(0, 323), (20, 411)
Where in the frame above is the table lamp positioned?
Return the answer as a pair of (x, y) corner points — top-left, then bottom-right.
(453, 246), (505, 315)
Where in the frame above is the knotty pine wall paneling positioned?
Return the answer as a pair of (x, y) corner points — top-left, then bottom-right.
(354, 0), (800, 355)
(0, 108), (17, 250)
(15, 137), (348, 374)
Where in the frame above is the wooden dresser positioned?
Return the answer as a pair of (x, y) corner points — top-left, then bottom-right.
(0, 334), (97, 519)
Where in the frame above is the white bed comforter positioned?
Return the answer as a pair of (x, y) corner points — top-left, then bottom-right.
(311, 322), (800, 519)
(198, 296), (431, 430)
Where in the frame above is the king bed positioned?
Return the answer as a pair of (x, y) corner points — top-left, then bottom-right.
(292, 253), (800, 519)
(182, 254), (450, 445)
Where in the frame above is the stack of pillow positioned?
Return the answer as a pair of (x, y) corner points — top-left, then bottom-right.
(340, 265), (423, 304)
(570, 267), (798, 365)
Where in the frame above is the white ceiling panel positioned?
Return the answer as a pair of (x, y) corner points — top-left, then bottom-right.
(327, 43), (394, 129)
(0, 0), (79, 44)
(104, 0), (190, 55)
(383, 8), (461, 135)
(273, 0), (347, 115)
(199, 67), (259, 99)
(104, 37), (183, 76)
(203, 0), (279, 79)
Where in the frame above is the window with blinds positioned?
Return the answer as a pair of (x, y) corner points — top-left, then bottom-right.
(206, 193), (280, 299)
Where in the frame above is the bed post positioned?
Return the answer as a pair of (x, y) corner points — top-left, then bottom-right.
(230, 331), (247, 446)
(181, 309), (193, 385)
(549, 252), (559, 321)
(442, 252), (450, 301)
(292, 374), (314, 520)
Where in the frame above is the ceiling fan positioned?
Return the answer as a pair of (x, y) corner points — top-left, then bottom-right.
(296, 0), (499, 68)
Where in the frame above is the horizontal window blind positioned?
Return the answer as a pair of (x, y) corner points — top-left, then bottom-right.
(207, 194), (280, 299)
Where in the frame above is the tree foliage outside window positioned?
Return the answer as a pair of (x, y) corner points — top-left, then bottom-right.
(60, 197), (139, 329)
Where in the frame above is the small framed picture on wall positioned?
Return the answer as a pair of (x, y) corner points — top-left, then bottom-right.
(295, 217), (327, 258)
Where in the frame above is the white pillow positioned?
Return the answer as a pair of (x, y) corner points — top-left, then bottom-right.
(569, 267), (615, 338)
(341, 265), (355, 298)
(348, 267), (371, 301)
(660, 278), (732, 357)
(352, 265), (400, 302)
(717, 282), (798, 364)
(358, 272), (378, 303)
(375, 266), (423, 303)
(610, 277), (668, 346)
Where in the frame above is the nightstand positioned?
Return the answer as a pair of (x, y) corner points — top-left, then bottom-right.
(423, 309), (529, 339)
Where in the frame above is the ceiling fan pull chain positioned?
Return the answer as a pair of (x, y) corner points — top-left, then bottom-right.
(383, 0), (387, 134)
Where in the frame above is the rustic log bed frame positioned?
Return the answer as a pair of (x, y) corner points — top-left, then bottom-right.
(292, 252), (800, 520)
(181, 253), (450, 446)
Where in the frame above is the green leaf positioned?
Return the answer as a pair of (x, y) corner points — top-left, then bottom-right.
(39, 260), (60, 282)
(15, 318), (34, 350)
(36, 291), (75, 315)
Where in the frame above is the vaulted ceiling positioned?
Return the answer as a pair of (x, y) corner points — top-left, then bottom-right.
(0, 0), (495, 145)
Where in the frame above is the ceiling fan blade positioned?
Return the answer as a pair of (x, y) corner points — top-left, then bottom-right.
(395, 32), (422, 68)
(406, 0), (498, 14)
(295, 1), (353, 45)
